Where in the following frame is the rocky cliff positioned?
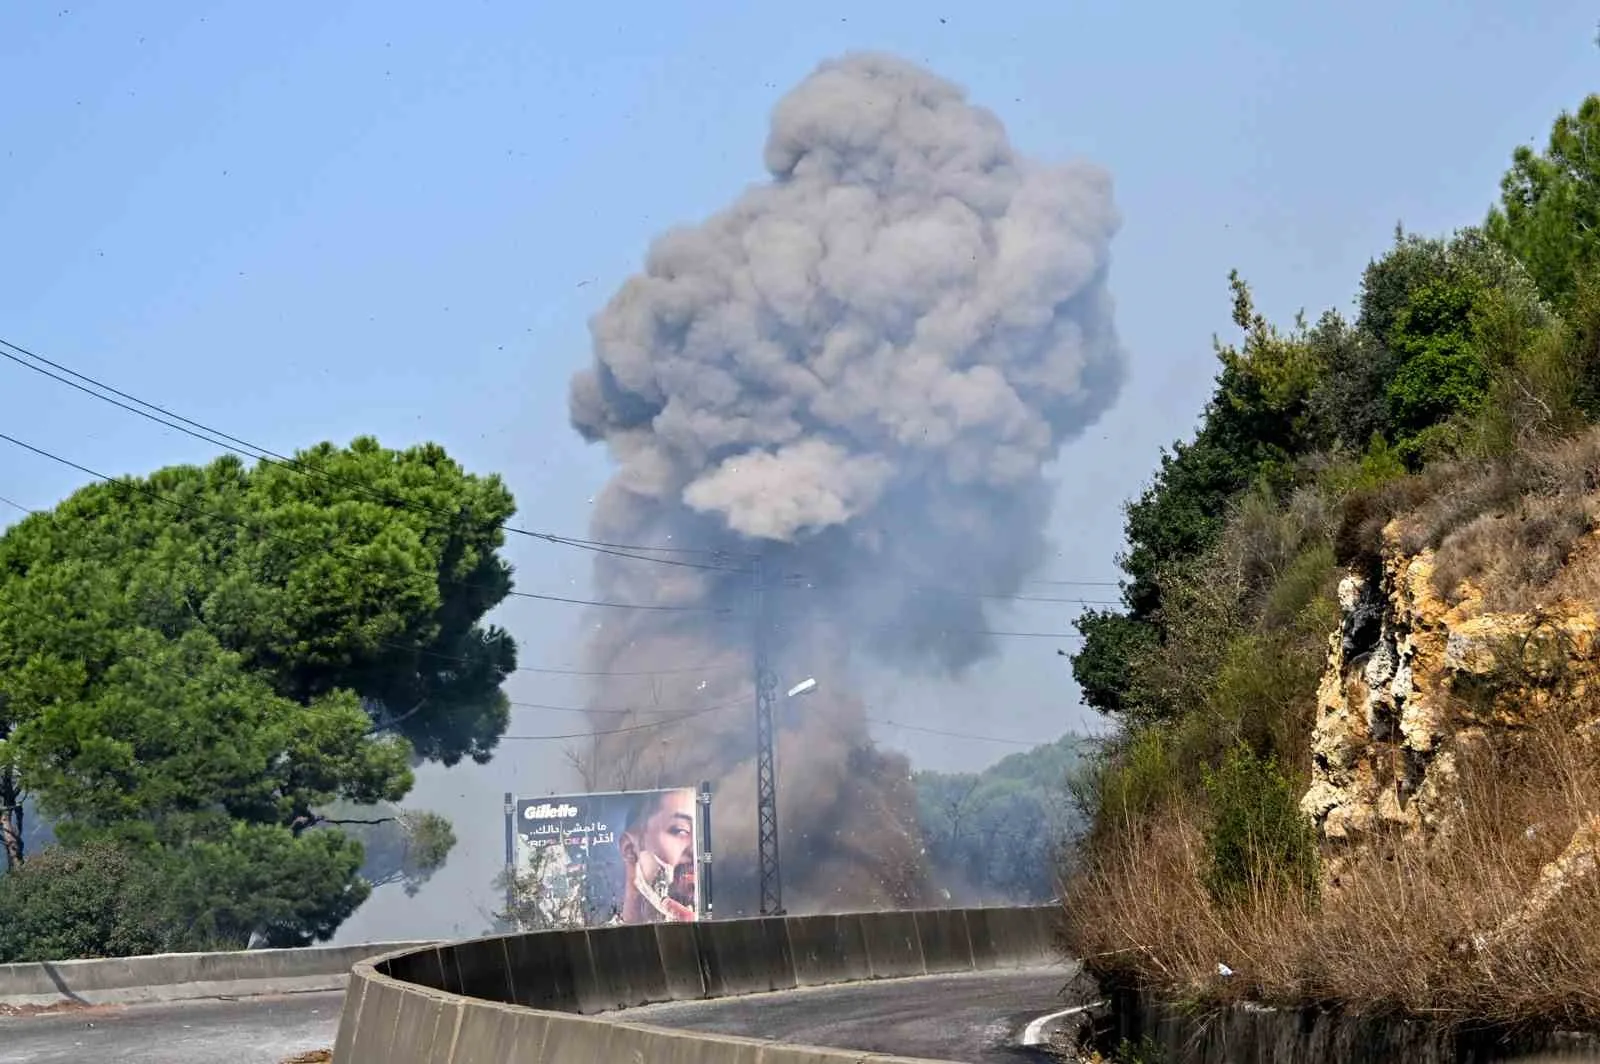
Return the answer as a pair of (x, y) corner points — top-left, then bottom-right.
(1302, 514), (1600, 891)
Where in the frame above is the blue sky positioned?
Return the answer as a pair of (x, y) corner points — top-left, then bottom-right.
(1, 1), (1594, 938)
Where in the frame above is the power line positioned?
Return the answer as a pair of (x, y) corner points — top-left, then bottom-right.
(395, 638), (740, 678)
(783, 555), (1122, 606)
(498, 698), (743, 740)
(0, 578), (747, 736)
(0, 340), (1134, 591)
(780, 580), (1120, 607)
(864, 624), (1088, 640)
(504, 588), (731, 613)
(508, 693), (741, 717)
(0, 585), (746, 746)
(0, 338), (1130, 589)
(0, 432), (735, 616)
(0, 494), (36, 516)
(868, 718), (1047, 747)
(3, 435), (1083, 639)
(2, 450), (1087, 645)
(929, 590), (1121, 606)
(963, 629), (1085, 638)
(0, 335), (752, 573)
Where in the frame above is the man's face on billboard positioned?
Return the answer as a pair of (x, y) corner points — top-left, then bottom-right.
(638, 790), (695, 870)
(620, 789), (698, 922)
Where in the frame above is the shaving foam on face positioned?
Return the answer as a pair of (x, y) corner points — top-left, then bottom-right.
(634, 848), (677, 918)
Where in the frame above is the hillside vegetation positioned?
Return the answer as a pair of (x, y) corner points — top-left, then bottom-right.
(915, 734), (1085, 904)
(1064, 90), (1600, 1029)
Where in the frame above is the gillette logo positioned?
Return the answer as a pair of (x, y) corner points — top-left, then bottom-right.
(522, 802), (579, 820)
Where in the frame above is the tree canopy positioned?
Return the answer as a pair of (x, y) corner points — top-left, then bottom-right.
(1073, 221), (1562, 724)
(1487, 94), (1600, 310)
(913, 734), (1085, 903)
(0, 437), (516, 953)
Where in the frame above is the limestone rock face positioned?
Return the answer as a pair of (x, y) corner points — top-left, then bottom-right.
(1301, 522), (1600, 873)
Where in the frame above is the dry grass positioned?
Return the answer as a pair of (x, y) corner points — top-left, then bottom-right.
(1335, 430), (1600, 611)
(1064, 698), (1600, 1031)
(1430, 496), (1593, 611)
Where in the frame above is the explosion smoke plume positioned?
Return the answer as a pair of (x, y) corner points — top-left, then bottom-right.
(568, 53), (1124, 913)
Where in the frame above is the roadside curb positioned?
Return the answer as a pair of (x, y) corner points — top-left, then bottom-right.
(0, 940), (438, 1009)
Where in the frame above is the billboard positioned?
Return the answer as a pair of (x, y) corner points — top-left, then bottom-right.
(505, 787), (700, 929)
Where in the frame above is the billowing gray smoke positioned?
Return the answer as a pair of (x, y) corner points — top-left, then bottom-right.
(568, 52), (1124, 914)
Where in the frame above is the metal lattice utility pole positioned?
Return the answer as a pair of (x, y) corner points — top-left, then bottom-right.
(753, 553), (783, 915)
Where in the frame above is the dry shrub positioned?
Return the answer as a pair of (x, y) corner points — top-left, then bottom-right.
(1064, 695), (1600, 1029)
(1548, 534), (1600, 612)
(1431, 496), (1594, 610)
(1334, 474), (1434, 573)
(1334, 430), (1600, 607)
(1132, 486), (1338, 763)
(1225, 485), (1337, 610)
(1063, 808), (1316, 1006)
(1398, 462), (1538, 558)
(1423, 433), (1600, 608)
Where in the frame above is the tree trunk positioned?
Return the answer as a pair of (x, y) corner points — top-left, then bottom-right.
(0, 766), (24, 870)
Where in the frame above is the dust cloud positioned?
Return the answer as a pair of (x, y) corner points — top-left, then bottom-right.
(567, 52), (1125, 913)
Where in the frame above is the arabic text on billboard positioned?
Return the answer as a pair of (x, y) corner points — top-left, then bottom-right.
(510, 787), (699, 928)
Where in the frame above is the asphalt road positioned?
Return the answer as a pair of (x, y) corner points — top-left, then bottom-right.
(0, 991), (343, 1064)
(617, 965), (1082, 1062)
(0, 966), (1079, 1063)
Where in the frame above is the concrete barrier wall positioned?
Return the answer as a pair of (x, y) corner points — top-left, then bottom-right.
(0, 939), (438, 1008)
(334, 905), (1061, 1064)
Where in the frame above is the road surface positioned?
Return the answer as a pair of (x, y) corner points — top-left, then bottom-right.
(0, 991), (342, 1064)
(617, 965), (1082, 1062)
(0, 966), (1080, 1063)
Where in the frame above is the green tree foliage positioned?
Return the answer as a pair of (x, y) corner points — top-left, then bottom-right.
(1075, 274), (1327, 718)
(0, 841), (171, 961)
(1074, 224), (1561, 724)
(0, 437), (514, 949)
(1069, 611), (1156, 720)
(1349, 228), (1552, 466)
(1303, 311), (1391, 455)
(1201, 747), (1319, 907)
(1118, 274), (1326, 616)
(164, 821), (371, 947)
(330, 801), (458, 898)
(1075, 486), (1339, 846)
(1384, 276), (1488, 441)
(914, 735), (1085, 902)
(1487, 94), (1600, 308)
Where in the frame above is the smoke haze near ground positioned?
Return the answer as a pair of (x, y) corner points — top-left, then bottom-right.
(567, 51), (1126, 914)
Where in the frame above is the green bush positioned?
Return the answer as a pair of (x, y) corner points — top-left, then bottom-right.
(0, 841), (174, 961)
(1201, 747), (1319, 908)
(1261, 543), (1338, 630)
(1318, 434), (1409, 497)
(1112, 1035), (1168, 1064)
(1083, 726), (1182, 839)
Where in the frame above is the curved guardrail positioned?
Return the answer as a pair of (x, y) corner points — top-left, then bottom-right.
(0, 939), (438, 1009)
(333, 905), (1062, 1063)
